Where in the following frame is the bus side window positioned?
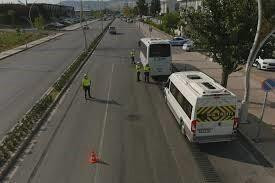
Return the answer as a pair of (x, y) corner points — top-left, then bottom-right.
(170, 83), (178, 97)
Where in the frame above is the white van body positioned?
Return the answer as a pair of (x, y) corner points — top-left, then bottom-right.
(139, 38), (172, 76)
(164, 71), (239, 143)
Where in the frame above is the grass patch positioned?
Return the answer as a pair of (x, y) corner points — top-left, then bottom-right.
(0, 31), (48, 52)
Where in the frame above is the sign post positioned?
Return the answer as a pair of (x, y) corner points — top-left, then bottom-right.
(254, 79), (275, 142)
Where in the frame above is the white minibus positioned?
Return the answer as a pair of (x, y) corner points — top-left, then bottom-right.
(164, 71), (239, 143)
(139, 38), (172, 76)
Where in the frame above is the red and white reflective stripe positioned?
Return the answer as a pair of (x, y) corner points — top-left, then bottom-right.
(233, 117), (239, 129)
(191, 120), (198, 133)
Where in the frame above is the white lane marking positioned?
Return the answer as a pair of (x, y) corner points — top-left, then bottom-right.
(94, 64), (115, 183)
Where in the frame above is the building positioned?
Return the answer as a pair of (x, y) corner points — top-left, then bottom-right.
(160, 0), (177, 14)
(177, 0), (202, 11)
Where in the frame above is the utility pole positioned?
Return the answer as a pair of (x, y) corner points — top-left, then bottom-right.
(101, 0), (103, 32)
(80, 0), (88, 50)
(241, 0), (263, 123)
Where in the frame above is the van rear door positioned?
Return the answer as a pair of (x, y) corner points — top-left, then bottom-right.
(195, 96), (237, 137)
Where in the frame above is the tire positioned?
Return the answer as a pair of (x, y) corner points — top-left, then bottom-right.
(256, 63), (261, 70)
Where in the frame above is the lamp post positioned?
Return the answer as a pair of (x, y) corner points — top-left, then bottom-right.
(80, 0), (88, 50)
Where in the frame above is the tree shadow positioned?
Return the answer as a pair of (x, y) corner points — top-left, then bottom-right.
(249, 101), (275, 108)
(115, 32), (124, 35)
(197, 112), (274, 168)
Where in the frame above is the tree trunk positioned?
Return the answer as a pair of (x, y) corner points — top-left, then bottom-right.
(221, 69), (229, 88)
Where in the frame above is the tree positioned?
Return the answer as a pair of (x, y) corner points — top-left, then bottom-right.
(136, 0), (149, 16)
(150, 0), (161, 16)
(185, 0), (258, 87)
(7, 10), (16, 27)
(34, 15), (45, 30)
(161, 12), (180, 34)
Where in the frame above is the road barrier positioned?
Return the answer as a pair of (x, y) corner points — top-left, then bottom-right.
(0, 19), (115, 180)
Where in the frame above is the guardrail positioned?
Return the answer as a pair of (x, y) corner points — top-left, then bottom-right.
(0, 19), (115, 180)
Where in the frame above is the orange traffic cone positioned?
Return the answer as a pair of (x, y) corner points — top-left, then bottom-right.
(89, 151), (99, 164)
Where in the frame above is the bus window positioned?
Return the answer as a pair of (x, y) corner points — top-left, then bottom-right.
(149, 44), (171, 57)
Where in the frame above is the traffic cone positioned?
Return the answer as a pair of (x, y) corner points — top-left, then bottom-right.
(89, 151), (99, 164)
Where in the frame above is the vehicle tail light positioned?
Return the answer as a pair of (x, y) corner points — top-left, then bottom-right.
(191, 120), (197, 133)
(233, 117), (239, 129)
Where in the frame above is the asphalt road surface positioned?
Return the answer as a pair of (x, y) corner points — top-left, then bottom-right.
(5, 19), (275, 183)
(0, 20), (110, 139)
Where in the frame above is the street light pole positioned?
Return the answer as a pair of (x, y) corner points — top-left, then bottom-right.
(80, 0), (88, 50)
(241, 0), (263, 123)
(101, 0), (103, 32)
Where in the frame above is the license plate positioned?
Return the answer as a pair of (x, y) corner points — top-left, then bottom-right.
(198, 128), (212, 133)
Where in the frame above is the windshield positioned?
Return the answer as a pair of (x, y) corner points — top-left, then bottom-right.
(149, 44), (171, 57)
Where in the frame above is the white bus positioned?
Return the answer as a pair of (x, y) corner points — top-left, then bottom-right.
(139, 38), (172, 76)
(164, 71), (239, 143)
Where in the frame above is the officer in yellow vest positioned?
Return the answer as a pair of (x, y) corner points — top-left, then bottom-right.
(136, 62), (142, 82)
(82, 74), (92, 99)
(130, 49), (135, 64)
(144, 64), (151, 83)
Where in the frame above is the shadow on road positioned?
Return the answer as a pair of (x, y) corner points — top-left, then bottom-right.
(87, 97), (121, 106)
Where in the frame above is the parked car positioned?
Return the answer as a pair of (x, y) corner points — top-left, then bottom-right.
(169, 37), (187, 46)
(182, 40), (194, 51)
(108, 26), (116, 34)
(253, 56), (275, 70)
(44, 22), (65, 30)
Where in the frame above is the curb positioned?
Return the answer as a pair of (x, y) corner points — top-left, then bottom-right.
(0, 19), (114, 181)
(0, 33), (64, 61)
(237, 128), (274, 168)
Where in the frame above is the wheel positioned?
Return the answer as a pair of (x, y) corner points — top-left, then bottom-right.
(256, 63), (261, 70)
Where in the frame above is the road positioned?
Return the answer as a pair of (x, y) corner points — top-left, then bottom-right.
(0, 20), (110, 139)
(5, 19), (275, 183)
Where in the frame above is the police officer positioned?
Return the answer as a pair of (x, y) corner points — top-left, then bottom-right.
(130, 49), (135, 64)
(82, 74), (92, 99)
(144, 64), (151, 83)
(136, 62), (142, 82)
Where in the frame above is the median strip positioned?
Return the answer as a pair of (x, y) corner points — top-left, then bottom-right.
(0, 19), (114, 180)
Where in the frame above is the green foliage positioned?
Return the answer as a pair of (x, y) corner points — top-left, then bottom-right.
(0, 32), (47, 52)
(150, 0), (161, 17)
(258, 36), (275, 58)
(136, 0), (149, 16)
(91, 10), (103, 18)
(34, 15), (45, 30)
(161, 12), (180, 34)
(185, 0), (258, 87)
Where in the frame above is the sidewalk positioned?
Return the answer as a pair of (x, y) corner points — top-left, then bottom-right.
(0, 33), (64, 61)
(62, 19), (98, 31)
(138, 22), (275, 166)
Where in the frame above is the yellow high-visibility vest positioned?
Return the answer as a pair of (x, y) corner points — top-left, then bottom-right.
(136, 65), (142, 72)
(82, 78), (91, 87)
(144, 66), (151, 72)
